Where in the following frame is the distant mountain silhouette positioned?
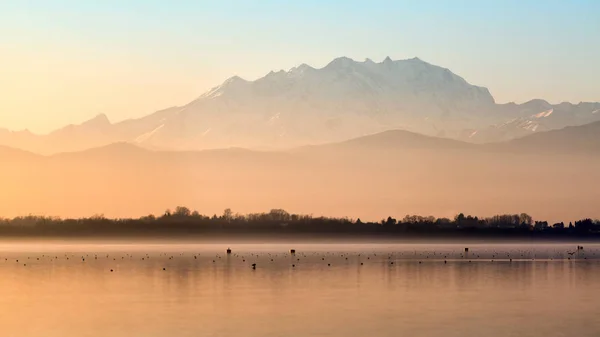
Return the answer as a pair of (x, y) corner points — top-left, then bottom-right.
(0, 145), (39, 161)
(461, 101), (600, 144)
(3, 121), (597, 160)
(498, 121), (600, 154)
(54, 142), (150, 159)
(1, 126), (599, 222)
(1, 56), (598, 154)
(0, 107), (179, 154)
(325, 129), (475, 151)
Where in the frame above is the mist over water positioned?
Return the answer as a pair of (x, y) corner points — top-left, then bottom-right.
(1, 241), (599, 337)
(2, 2), (600, 336)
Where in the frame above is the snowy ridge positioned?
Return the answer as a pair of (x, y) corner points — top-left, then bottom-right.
(533, 109), (553, 118)
(0, 56), (599, 153)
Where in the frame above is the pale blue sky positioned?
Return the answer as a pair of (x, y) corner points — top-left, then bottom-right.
(1, 0), (599, 133)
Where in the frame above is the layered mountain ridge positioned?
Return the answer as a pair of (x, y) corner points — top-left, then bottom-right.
(1, 121), (598, 221)
(1, 56), (598, 154)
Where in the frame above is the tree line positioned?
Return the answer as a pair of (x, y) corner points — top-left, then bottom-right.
(0, 207), (599, 238)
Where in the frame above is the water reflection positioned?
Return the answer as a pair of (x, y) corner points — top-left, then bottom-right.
(0, 242), (599, 337)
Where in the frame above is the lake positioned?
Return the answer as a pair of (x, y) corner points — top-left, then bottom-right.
(0, 242), (599, 337)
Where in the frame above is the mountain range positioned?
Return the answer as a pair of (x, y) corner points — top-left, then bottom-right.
(1, 56), (599, 154)
(1, 122), (599, 222)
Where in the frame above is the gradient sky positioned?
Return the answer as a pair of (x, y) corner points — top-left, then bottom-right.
(1, 0), (599, 133)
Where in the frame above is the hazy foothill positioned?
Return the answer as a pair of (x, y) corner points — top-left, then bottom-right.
(4, 3), (600, 337)
(1, 57), (599, 225)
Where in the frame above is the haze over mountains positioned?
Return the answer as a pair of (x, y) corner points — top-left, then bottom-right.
(2, 56), (599, 223)
(1, 122), (599, 223)
(1, 56), (599, 154)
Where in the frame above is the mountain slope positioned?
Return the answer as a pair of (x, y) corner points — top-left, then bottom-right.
(498, 121), (600, 154)
(0, 56), (598, 154)
(1, 128), (598, 223)
(0, 57), (499, 153)
(461, 101), (600, 143)
(298, 129), (477, 156)
(0, 144), (40, 161)
(140, 56), (496, 150)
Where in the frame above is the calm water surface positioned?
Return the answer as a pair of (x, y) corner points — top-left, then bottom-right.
(0, 242), (599, 337)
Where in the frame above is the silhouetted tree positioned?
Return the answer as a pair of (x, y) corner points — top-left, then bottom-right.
(222, 208), (233, 222)
(174, 206), (191, 217)
(575, 219), (595, 233)
(534, 221), (549, 231)
(0, 207), (598, 239)
(519, 213), (533, 227)
(269, 209), (291, 222)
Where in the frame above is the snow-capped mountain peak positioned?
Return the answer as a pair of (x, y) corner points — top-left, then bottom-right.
(1, 56), (598, 153)
(135, 56), (500, 150)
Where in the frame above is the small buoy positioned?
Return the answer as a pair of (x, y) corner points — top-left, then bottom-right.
(163, 268), (166, 271)
(110, 269), (113, 272)
(292, 264), (295, 267)
(328, 263), (331, 266)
